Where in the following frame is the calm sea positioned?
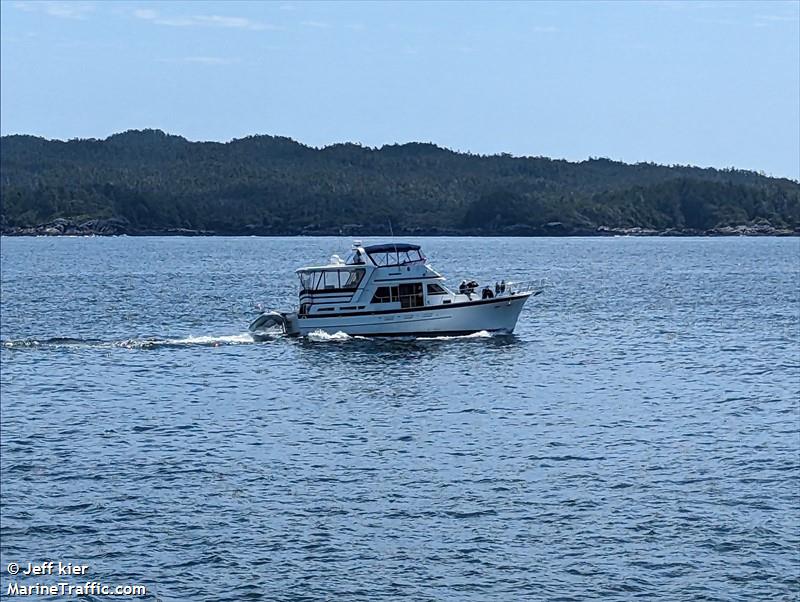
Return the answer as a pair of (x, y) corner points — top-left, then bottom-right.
(1, 236), (798, 601)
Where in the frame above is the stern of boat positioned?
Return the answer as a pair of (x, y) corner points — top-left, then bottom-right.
(249, 311), (300, 339)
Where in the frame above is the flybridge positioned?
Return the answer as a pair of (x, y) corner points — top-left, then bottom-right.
(362, 243), (425, 267)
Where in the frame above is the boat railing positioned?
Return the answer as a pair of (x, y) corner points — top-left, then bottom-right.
(503, 279), (547, 296)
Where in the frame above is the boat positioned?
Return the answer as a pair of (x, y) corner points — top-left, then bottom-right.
(249, 241), (543, 338)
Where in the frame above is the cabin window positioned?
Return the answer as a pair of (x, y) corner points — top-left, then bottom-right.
(300, 269), (364, 292)
(397, 250), (423, 264)
(371, 286), (393, 303)
(323, 271), (339, 289)
(341, 269), (365, 289)
(371, 286), (400, 303)
(370, 252), (392, 267)
(398, 283), (423, 308)
(299, 273), (314, 291)
(427, 283), (448, 295)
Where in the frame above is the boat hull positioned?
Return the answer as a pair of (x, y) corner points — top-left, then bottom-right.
(286, 293), (531, 337)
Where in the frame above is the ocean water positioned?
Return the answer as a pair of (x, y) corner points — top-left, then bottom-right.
(1, 236), (798, 601)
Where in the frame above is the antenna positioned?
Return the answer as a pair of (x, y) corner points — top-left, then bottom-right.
(388, 218), (398, 260)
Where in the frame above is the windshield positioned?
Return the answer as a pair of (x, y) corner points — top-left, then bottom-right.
(368, 249), (424, 267)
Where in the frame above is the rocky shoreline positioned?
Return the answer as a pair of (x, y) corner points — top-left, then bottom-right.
(2, 218), (798, 237)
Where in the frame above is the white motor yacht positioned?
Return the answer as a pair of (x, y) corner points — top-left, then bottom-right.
(250, 241), (543, 338)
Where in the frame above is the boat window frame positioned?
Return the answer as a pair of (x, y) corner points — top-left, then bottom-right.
(298, 268), (365, 293)
(340, 268), (365, 289)
(398, 282), (423, 308)
(367, 248), (424, 267)
(371, 285), (400, 303)
(369, 252), (392, 267)
(323, 271), (339, 289)
(299, 272), (314, 291)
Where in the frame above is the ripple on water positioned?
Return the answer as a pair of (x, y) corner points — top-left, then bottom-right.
(1, 236), (798, 601)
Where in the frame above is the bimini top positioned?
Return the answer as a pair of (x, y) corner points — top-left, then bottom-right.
(363, 243), (421, 253)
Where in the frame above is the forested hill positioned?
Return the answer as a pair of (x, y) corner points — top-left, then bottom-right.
(1, 129), (798, 236)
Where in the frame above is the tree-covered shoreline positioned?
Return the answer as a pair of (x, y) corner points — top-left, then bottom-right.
(2, 129), (798, 236)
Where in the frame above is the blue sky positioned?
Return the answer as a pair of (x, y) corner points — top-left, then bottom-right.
(1, 0), (798, 179)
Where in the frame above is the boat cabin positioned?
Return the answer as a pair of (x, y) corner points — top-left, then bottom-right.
(294, 241), (496, 317)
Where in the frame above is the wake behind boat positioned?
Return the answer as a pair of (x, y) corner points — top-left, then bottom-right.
(250, 241), (543, 338)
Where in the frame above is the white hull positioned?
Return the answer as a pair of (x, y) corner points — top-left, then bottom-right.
(278, 293), (531, 337)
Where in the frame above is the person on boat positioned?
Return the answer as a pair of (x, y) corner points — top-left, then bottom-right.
(500, 280), (506, 293)
(482, 287), (494, 299)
